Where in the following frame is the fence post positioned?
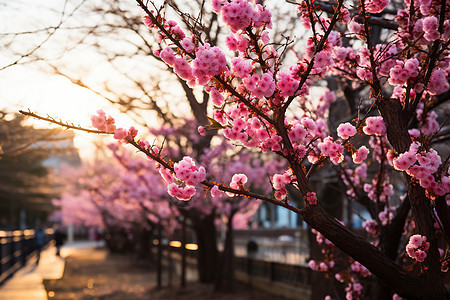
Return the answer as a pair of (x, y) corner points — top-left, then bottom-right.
(157, 222), (162, 289)
(20, 232), (27, 267)
(270, 261), (276, 282)
(181, 216), (186, 288)
(0, 233), (5, 282)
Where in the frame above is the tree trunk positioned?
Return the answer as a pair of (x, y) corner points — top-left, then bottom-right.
(376, 197), (411, 299)
(191, 213), (219, 283)
(215, 211), (236, 292)
(376, 98), (448, 299)
(309, 180), (345, 300)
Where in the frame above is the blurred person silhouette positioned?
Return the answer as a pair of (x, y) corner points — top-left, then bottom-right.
(94, 228), (102, 247)
(35, 226), (46, 265)
(53, 225), (66, 257)
(247, 239), (258, 258)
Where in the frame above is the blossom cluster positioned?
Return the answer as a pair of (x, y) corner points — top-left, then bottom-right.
(393, 142), (448, 197)
(312, 228), (334, 246)
(406, 234), (430, 262)
(334, 273), (365, 300)
(306, 192), (317, 205)
(415, 104), (440, 136)
(344, 281), (364, 300)
(192, 45), (227, 85)
(213, 0), (272, 32)
(158, 42), (228, 86)
(362, 117), (386, 136)
(388, 58), (420, 86)
(161, 157), (206, 201)
(362, 219), (379, 236)
(337, 122), (357, 140)
(365, 0), (390, 13)
(363, 179), (394, 203)
(243, 72), (276, 98)
(308, 259), (335, 272)
(90, 110), (116, 133)
(352, 146), (369, 164)
(91, 110), (138, 143)
(173, 157), (206, 186)
(91, 112), (209, 201)
(272, 170), (293, 201)
(378, 209), (394, 226)
(318, 137), (344, 165)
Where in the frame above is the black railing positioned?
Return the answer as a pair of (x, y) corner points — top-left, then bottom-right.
(156, 239), (312, 289)
(0, 229), (52, 285)
(235, 256), (311, 287)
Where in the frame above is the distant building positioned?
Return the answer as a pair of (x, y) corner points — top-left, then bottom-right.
(41, 129), (81, 171)
(255, 201), (301, 229)
(0, 117), (80, 230)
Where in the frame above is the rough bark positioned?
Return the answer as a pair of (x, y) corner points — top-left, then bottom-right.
(190, 213), (219, 283)
(377, 98), (448, 298)
(376, 197), (411, 299)
(309, 180), (345, 300)
(301, 204), (424, 298)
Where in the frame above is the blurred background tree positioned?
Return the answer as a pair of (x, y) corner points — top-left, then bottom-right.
(0, 111), (80, 229)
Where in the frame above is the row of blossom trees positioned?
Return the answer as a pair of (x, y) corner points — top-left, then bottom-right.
(21, 0), (449, 298)
(53, 121), (281, 289)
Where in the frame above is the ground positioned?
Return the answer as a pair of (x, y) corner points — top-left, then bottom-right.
(44, 247), (285, 299)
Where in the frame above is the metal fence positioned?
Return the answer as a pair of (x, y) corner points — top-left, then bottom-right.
(0, 229), (52, 285)
(234, 238), (309, 265)
(235, 256), (311, 288)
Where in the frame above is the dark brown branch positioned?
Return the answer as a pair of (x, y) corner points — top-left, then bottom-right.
(19, 110), (301, 214)
(286, 0), (399, 30)
(300, 204), (422, 298)
(19, 110), (107, 134)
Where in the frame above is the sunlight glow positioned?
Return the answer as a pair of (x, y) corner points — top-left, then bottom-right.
(169, 241), (182, 248)
(0, 66), (138, 160)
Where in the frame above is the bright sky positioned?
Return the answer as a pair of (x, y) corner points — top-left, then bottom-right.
(0, 0), (302, 160)
(0, 1), (143, 159)
(0, 64), (131, 159)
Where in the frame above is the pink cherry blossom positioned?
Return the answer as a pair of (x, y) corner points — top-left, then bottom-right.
(230, 173), (248, 190)
(363, 116), (386, 136)
(406, 234), (429, 262)
(365, 0), (389, 13)
(353, 146), (369, 164)
(160, 47), (176, 65)
(306, 192), (317, 205)
(211, 185), (223, 197)
(427, 70), (449, 95)
(337, 122), (357, 140)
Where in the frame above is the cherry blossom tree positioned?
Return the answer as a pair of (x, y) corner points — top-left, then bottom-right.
(143, 117), (284, 287)
(53, 150), (174, 250)
(53, 126), (278, 289)
(21, 0), (450, 298)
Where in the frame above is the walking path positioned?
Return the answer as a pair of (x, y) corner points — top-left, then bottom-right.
(0, 240), (291, 300)
(0, 241), (100, 300)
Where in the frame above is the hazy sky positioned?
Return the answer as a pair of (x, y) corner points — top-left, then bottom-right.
(0, 0), (141, 159)
(0, 0), (302, 159)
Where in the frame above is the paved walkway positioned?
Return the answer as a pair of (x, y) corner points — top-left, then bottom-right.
(0, 241), (100, 300)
